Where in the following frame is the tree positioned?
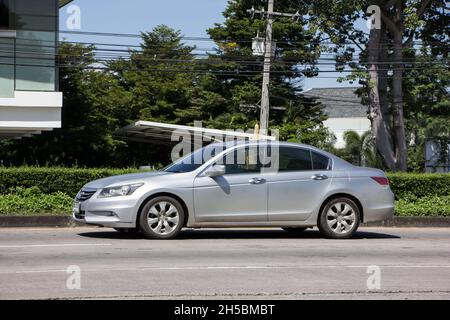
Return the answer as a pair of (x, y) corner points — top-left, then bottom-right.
(109, 25), (227, 126)
(338, 130), (381, 167)
(206, 0), (330, 143)
(0, 26), (231, 167)
(404, 48), (450, 171)
(1, 43), (133, 166)
(305, 0), (449, 171)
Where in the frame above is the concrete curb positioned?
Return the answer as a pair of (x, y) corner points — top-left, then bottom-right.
(363, 216), (450, 228)
(0, 215), (449, 228)
(0, 216), (82, 228)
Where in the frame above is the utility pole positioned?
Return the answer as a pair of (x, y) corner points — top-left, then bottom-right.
(260, 0), (274, 136)
(248, 1), (300, 135)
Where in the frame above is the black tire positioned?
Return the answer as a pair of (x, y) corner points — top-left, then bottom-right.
(318, 197), (360, 239)
(114, 228), (139, 234)
(282, 227), (307, 233)
(139, 196), (185, 240)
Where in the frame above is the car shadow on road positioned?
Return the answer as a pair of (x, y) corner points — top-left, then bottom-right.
(77, 228), (400, 240)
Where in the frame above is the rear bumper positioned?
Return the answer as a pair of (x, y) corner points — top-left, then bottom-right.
(364, 205), (395, 223)
(363, 187), (395, 223)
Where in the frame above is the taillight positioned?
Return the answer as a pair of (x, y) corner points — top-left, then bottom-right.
(371, 176), (389, 185)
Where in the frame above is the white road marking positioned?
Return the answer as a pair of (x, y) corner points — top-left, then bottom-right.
(0, 264), (449, 275)
(0, 243), (112, 249)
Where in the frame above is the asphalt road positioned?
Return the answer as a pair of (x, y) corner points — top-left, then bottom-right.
(0, 227), (449, 300)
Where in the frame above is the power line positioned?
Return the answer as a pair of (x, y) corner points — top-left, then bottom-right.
(0, 60), (443, 80)
(59, 29), (444, 46)
(1, 47), (447, 70)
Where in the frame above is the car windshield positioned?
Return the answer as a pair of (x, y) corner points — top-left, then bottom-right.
(164, 144), (225, 173)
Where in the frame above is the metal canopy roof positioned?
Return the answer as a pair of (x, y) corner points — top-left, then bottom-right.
(114, 121), (275, 145)
(59, 0), (74, 8)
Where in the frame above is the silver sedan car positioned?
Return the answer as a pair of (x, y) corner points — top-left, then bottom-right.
(73, 141), (394, 239)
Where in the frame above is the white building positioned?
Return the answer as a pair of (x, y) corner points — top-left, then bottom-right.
(302, 87), (371, 148)
(0, 0), (72, 139)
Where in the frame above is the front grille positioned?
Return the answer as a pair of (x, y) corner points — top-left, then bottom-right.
(76, 188), (97, 201)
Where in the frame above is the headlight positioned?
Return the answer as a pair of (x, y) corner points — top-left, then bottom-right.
(98, 183), (143, 198)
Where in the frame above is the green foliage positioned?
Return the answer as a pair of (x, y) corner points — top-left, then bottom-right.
(331, 130), (384, 168)
(0, 167), (140, 198)
(404, 48), (450, 172)
(0, 187), (73, 216)
(387, 173), (450, 200)
(306, 0), (449, 171)
(0, 168), (449, 217)
(206, 0), (328, 141)
(1, 168), (448, 200)
(395, 196), (450, 217)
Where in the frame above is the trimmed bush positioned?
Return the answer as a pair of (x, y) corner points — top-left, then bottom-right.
(0, 187), (73, 216)
(1, 168), (448, 199)
(387, 173), (450, 199)
(0, 167), (140, 198)
(395, 196), (450, 217)
(0, 168), (449, 217)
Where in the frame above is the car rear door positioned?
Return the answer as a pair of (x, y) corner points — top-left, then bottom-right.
(266, 146), (332, 221)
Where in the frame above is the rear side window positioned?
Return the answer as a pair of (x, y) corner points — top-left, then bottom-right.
(278, 147), (312, 171)
(312, 152), (330, 170)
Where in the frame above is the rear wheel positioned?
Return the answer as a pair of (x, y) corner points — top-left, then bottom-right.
(139, 196), (185, 239)
(318, 197), (360, 239)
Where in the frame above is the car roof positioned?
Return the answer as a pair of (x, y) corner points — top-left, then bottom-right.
(213, 140), (324, 153)
(207, 140), (353, 169)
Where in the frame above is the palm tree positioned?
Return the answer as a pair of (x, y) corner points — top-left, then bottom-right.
(342, 130), (379, 167)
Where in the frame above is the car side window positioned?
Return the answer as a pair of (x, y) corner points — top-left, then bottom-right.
(312, 152), (331, 170)
(219, 146), (262, 174)
(278, 147), (312, 171)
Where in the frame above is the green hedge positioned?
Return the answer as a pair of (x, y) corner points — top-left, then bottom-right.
(0, 167), (140, 198)
(387, 173), (450, 199)
(1, 168), (448, 199)
(395, 195), (450, 217)
(0, 168), (449, 217)
(0, 187), (73, 216)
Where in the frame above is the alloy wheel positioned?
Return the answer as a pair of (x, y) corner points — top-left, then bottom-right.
(146, 201), (180, 235)
(326, 202), (356, 234)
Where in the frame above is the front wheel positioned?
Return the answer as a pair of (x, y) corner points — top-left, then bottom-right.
(139, 196), (185, 239)
(318, 197), (360, 239)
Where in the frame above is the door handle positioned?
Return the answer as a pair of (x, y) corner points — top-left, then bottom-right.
(311, 174), (328, 181)
(249, 177), (266, 184)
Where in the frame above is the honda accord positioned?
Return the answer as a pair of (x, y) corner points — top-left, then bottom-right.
(73, 141), (394, 239)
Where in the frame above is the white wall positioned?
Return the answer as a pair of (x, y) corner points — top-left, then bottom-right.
(323, 117), (371, 148)
(0, 91), (62, 138)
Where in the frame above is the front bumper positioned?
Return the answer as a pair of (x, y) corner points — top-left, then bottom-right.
(72, 194), (139, 228)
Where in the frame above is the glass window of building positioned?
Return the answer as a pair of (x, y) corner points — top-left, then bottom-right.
(0, 0), (10, 29)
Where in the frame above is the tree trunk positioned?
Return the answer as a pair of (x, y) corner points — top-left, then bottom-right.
(367, 27), (396, 170)
(379, 24), (390, 138)
(391, 2), (408, 171)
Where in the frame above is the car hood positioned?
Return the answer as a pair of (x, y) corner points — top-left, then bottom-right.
(83, 171), (170, 189)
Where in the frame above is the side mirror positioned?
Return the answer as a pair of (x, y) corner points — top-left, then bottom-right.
(204, 165), (226, 177)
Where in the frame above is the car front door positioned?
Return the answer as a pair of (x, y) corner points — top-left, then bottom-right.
(266, 146), (332, 221)
(193, 146), (268, 223)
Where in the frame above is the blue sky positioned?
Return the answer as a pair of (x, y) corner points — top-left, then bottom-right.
(59, 0), (354, 89)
